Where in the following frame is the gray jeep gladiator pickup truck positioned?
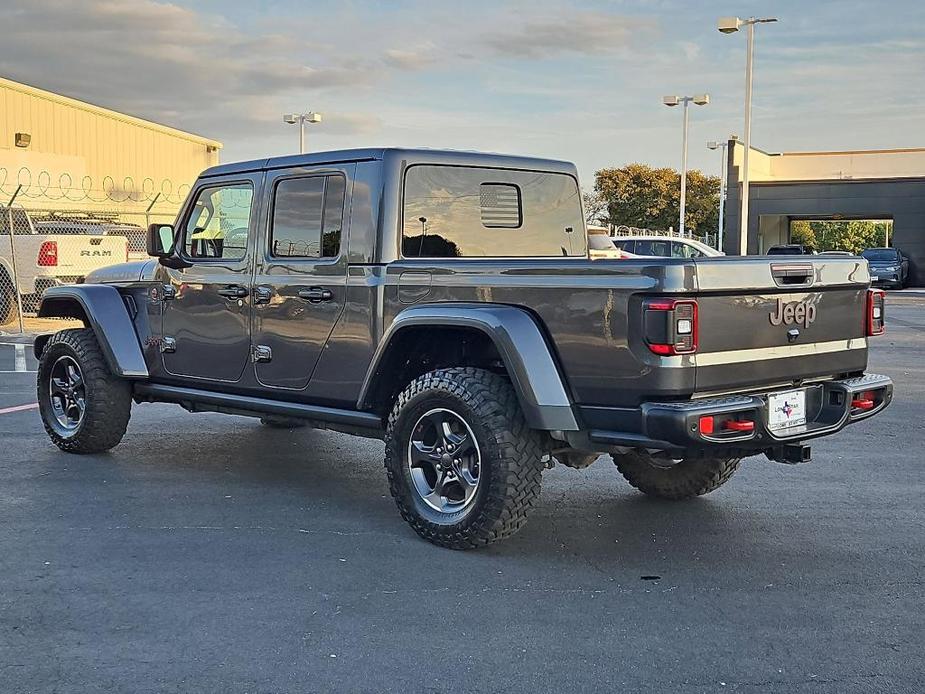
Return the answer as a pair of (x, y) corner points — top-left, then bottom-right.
(33, 148), (892, 549)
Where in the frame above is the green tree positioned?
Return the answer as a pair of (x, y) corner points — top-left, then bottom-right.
(593, 163), (720, 234)
(790, 220), (817, 249)
(791, 220), (890, 253)
(822, 220), (888, 253)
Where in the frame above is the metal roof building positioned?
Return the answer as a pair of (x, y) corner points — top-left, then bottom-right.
(0, 76), (221, 214)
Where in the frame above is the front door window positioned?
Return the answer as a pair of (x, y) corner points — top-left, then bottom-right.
(183, 185), (254, 260)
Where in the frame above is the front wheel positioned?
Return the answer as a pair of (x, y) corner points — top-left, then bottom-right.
(613, 452), (740, 500)
(37, 328), (132, 454)
(384, 367), (546, 549)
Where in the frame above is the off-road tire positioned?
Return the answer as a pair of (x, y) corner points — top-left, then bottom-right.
(384, 367), (546, 549)
(0, 269), (18, 325)
(37, 328), (132, 454)
(613, 452), (740, 500)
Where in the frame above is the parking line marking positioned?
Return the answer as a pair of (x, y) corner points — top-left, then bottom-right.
(14, 344), (27, 372)
(0, 403), (39, 415)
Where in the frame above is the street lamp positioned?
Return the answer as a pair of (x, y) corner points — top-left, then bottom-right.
(663, 94), (710, 237)
(707, 139), (730, 251)
(718, 16), (777, 254)
(283, 111), (323, 154)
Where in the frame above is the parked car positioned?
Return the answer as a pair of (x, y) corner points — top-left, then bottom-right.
(612, 235), (722, 258)
(34, 148), (892, 549)
(34, 219), (147, 259)
(0, 207), (129, 322)
(587, 227), (634, 259)
(767, 244), (817, 255)
(861, 247), (908, 288)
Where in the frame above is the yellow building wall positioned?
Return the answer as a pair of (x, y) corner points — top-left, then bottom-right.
(0, 77), (221, 215)
(731, 140), (925, 184)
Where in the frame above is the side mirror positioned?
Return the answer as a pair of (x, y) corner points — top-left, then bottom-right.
(147, 223), (176, 258)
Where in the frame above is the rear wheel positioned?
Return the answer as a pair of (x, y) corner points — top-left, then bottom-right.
(384, 367), (546, 549)
(37, 328), (132, 453)
(613, 451), (740, 500)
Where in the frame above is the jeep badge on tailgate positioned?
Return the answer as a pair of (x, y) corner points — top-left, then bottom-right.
(769, 298), (817, 327)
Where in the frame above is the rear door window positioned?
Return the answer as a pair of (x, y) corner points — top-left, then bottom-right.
(635, 240), (670, 256)
(268, 175), (345, 259)
(613, 239), (635, 253)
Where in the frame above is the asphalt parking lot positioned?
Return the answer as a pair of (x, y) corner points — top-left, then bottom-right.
(1, 298), (923, 694)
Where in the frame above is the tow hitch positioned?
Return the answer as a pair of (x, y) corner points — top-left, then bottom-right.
(767, 444), (812, 464)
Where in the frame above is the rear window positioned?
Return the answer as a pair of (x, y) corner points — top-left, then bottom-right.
(0, 208), (33, 235)
(862, 249), (899, 261)
(402, 165), (586, 258)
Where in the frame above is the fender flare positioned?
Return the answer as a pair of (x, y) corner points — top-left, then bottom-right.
(358, 303), (579, 431)
(34, 285), (148, 378)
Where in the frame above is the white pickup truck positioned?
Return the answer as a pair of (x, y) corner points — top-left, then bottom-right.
(1, 207), (128, 323)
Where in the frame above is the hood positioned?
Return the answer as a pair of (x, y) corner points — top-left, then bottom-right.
(84, 259), (158, 284)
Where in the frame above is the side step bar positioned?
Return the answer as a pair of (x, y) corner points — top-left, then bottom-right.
(133, 383), (383, 435)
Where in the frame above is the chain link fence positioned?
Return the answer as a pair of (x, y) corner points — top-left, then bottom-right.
(609, 224), (717, 248)
(1, 204), (178, 335)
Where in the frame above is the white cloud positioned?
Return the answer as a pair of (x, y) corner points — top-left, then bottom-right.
(0, 0), (383, 139)
(479, 12), (657, 58)
(383, 45), (439, 71)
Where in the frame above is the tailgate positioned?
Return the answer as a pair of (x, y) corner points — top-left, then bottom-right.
(54, 235), (128, 275)
(692, 256), (871, 394)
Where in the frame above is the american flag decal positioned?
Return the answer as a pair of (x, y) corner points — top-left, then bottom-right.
(479, 183), (522, 228)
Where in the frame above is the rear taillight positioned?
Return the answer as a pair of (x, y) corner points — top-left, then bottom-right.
(644, 299), (698, 355)
(866, 289), (885, 336)
(37, 240), (58, 267)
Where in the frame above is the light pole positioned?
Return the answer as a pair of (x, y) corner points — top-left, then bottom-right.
(718, 16), (777, 254)
(707, 140), (729, 251)
(283, 111), (323, 154)
(663, 94), (710, 237)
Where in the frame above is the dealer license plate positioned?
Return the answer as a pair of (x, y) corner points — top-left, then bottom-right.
(768, 389), (807, 431)
(870, 275), (879, 282)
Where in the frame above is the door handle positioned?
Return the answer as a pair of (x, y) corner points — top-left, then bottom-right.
(217, 285), (249, 299)
(298, 287), (333, 303)
(253, 286), (273, 305)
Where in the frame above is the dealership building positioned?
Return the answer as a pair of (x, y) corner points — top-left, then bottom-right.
(723, 142), (925, 285)
(0, 76), (221, 218)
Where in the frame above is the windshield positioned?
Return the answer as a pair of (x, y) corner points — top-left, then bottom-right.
(862, 249), (899, 262)
(587, 234), (615, 250)
(768, 246), (808, 255)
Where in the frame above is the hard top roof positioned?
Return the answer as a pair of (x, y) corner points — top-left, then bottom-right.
(201, 147), (577, 178)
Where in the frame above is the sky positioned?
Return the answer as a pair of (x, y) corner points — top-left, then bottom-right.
(1, 0), (923, 185)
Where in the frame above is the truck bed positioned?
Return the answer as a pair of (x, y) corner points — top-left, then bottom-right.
(383, 254), (873, 409)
